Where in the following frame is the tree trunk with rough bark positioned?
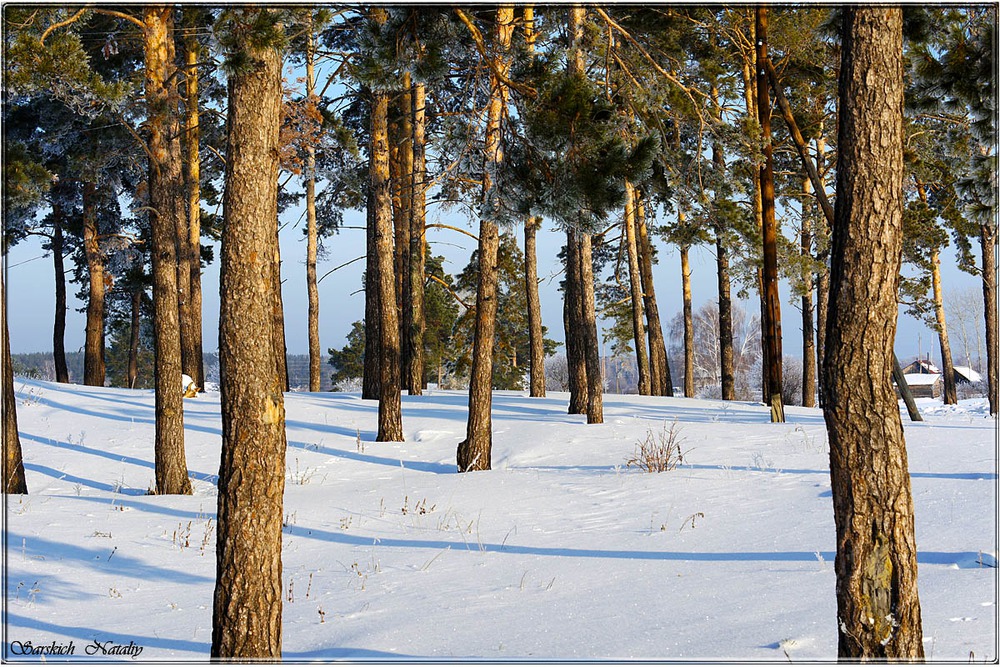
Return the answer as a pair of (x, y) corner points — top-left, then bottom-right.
(395, 76), (414, 392)
(579, 230), (603, 423)
(82, 182), (106, 387)
(930, 249), (958, 404)
(305, 24), (321, 393)
(3, 275), (27, 494)
(51, 203), (69, 383)
(710, 98), (735, 400)
(458, 5), (514, 470)
(372, 88), (404, 442)
(363, 189), (381, 400)
(756, 6), (784, 422)
(623, 182), (649, 395)
(408, 81), (427, 394)
(144, 7), (192, 496)
(128, 286), (141, 389)
(212, 17), (286, 658)
(824, 8), (924, 658)
(525, 215), (546, 397)
(681, 243), (695, 397)
(636, 195), (671, 395)
(183, 11), (204, 392)
(981, 222), (998, 415)
(565, 230), (588, 412)
(802, 177), (817, 408)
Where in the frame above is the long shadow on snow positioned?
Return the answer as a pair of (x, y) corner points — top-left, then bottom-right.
(58, 497), (987, 569)
(3, 612), (210, 658)
(6, 531), (215, 584)
(287, 436), (454, 474)
(20, 432), (219, 485)
(25, 395), (223, 439)
(23, 462), (149, 495)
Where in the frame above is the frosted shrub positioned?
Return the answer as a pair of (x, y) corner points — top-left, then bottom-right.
(627, 420), (685, 473)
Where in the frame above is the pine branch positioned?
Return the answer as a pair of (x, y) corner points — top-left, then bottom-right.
(453, 8), (536, 99)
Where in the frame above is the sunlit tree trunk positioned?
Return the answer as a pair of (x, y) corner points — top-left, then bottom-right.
(525, 215), (546, 396)
(458, 5), (514, 470)
(183, 10), (205, 392)
(3, 274), (27, 494)
(408, 81), (427, 394)
(824, 7), (923, 658)
(623, 181), (649, 395)
(980, 221), (998, 415)
(930, 249), (958, 404)
(212, 13), (286, 658)
(392, 74), (414, 391)
(801, 177), (816, 408)
(636, 194), (671, 395)
(82, 182), (106, 387)
(305, 22), (321, 392)
(144, 6), (192, 495)
(579, 230), (603, 423)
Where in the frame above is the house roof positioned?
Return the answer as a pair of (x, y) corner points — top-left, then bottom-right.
(953, 366), (983, 382)
(902, 373), (941, 386)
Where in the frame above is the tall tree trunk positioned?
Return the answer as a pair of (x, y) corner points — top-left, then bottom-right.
(623, 182), (649, 395)
(144, 7), (192, 495)
(930, 249), (958, 404)
(801, 177), (817, 408)
(183, 10), (204, 392)
(756, 6), (784, 422)
(565, 231), (588, 412)
(525, 215), (546, 397)
(128, 285), (141, 389)
(51, 203), (69, 383)
(580, 230), (603, 423)
(892, 353), (924, 422)
(305, 22), (321, 393)
(273, 235), (289, 392)
(408, 81), (427, 394)
(363, 189), (381, 400)
(3, 274), (27, 494)
(392, 75), (414, 391)
(824, 8), (923, 658)
(981, 222), (998, 415)
(681, 242), (695, 397)
(710, 89), (735, 400)
(213, 15), (286, 658)
(458, 5), (514, 470)
(371, 87), (404, 442)
(169, 22), (196, 392)
(82, 182), (106, 387)
(636, 194), (671, 395)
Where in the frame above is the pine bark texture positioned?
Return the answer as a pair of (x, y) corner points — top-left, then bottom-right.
(363, 189), (381, 400)
(623, 183), (650, 395)
(824, 7), (924, 659)
(82, 182), (106, 387)
(980, 223), (998, 415)
(3, 275), (28, 494)
(408, 81), (427, 395)
(371, 89), (404, 442)
(212, 23), (286, 659)
(305, 27), (321, 393)
(183, 13), (205, 391)
(51, 205), (69, 383)
(565, 230), (588, 412)
(802, 178), (817, 408)
(525, 216), (546, 397)
(710, 119), (735, 401)
(144, 7), (192, 496)
(579, 232), (603, 423)
(458, 5), (514, 470)
(393, 77), (414, 392)
(930, 250), (958, 404)
(681, 243), (694, 397)
(636, 196), (671, 395)
(756, 7), (784, 422)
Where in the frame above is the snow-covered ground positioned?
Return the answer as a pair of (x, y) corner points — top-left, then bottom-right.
(4, 378), (997, 661)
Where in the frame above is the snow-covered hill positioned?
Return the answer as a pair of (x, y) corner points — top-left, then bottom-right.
(4, 379), (996, 660)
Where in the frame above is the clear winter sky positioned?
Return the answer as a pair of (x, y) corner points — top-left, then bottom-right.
(3, 64), (985, 372)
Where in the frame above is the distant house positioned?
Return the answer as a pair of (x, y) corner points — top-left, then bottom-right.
(896, 373), (942, 399)
(952, 366), (983, 385)
(901, 358), (941, 375)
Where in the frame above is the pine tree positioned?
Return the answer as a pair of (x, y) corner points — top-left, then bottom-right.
(824, 7), (924, 658)
(212, 8), (287, 658)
